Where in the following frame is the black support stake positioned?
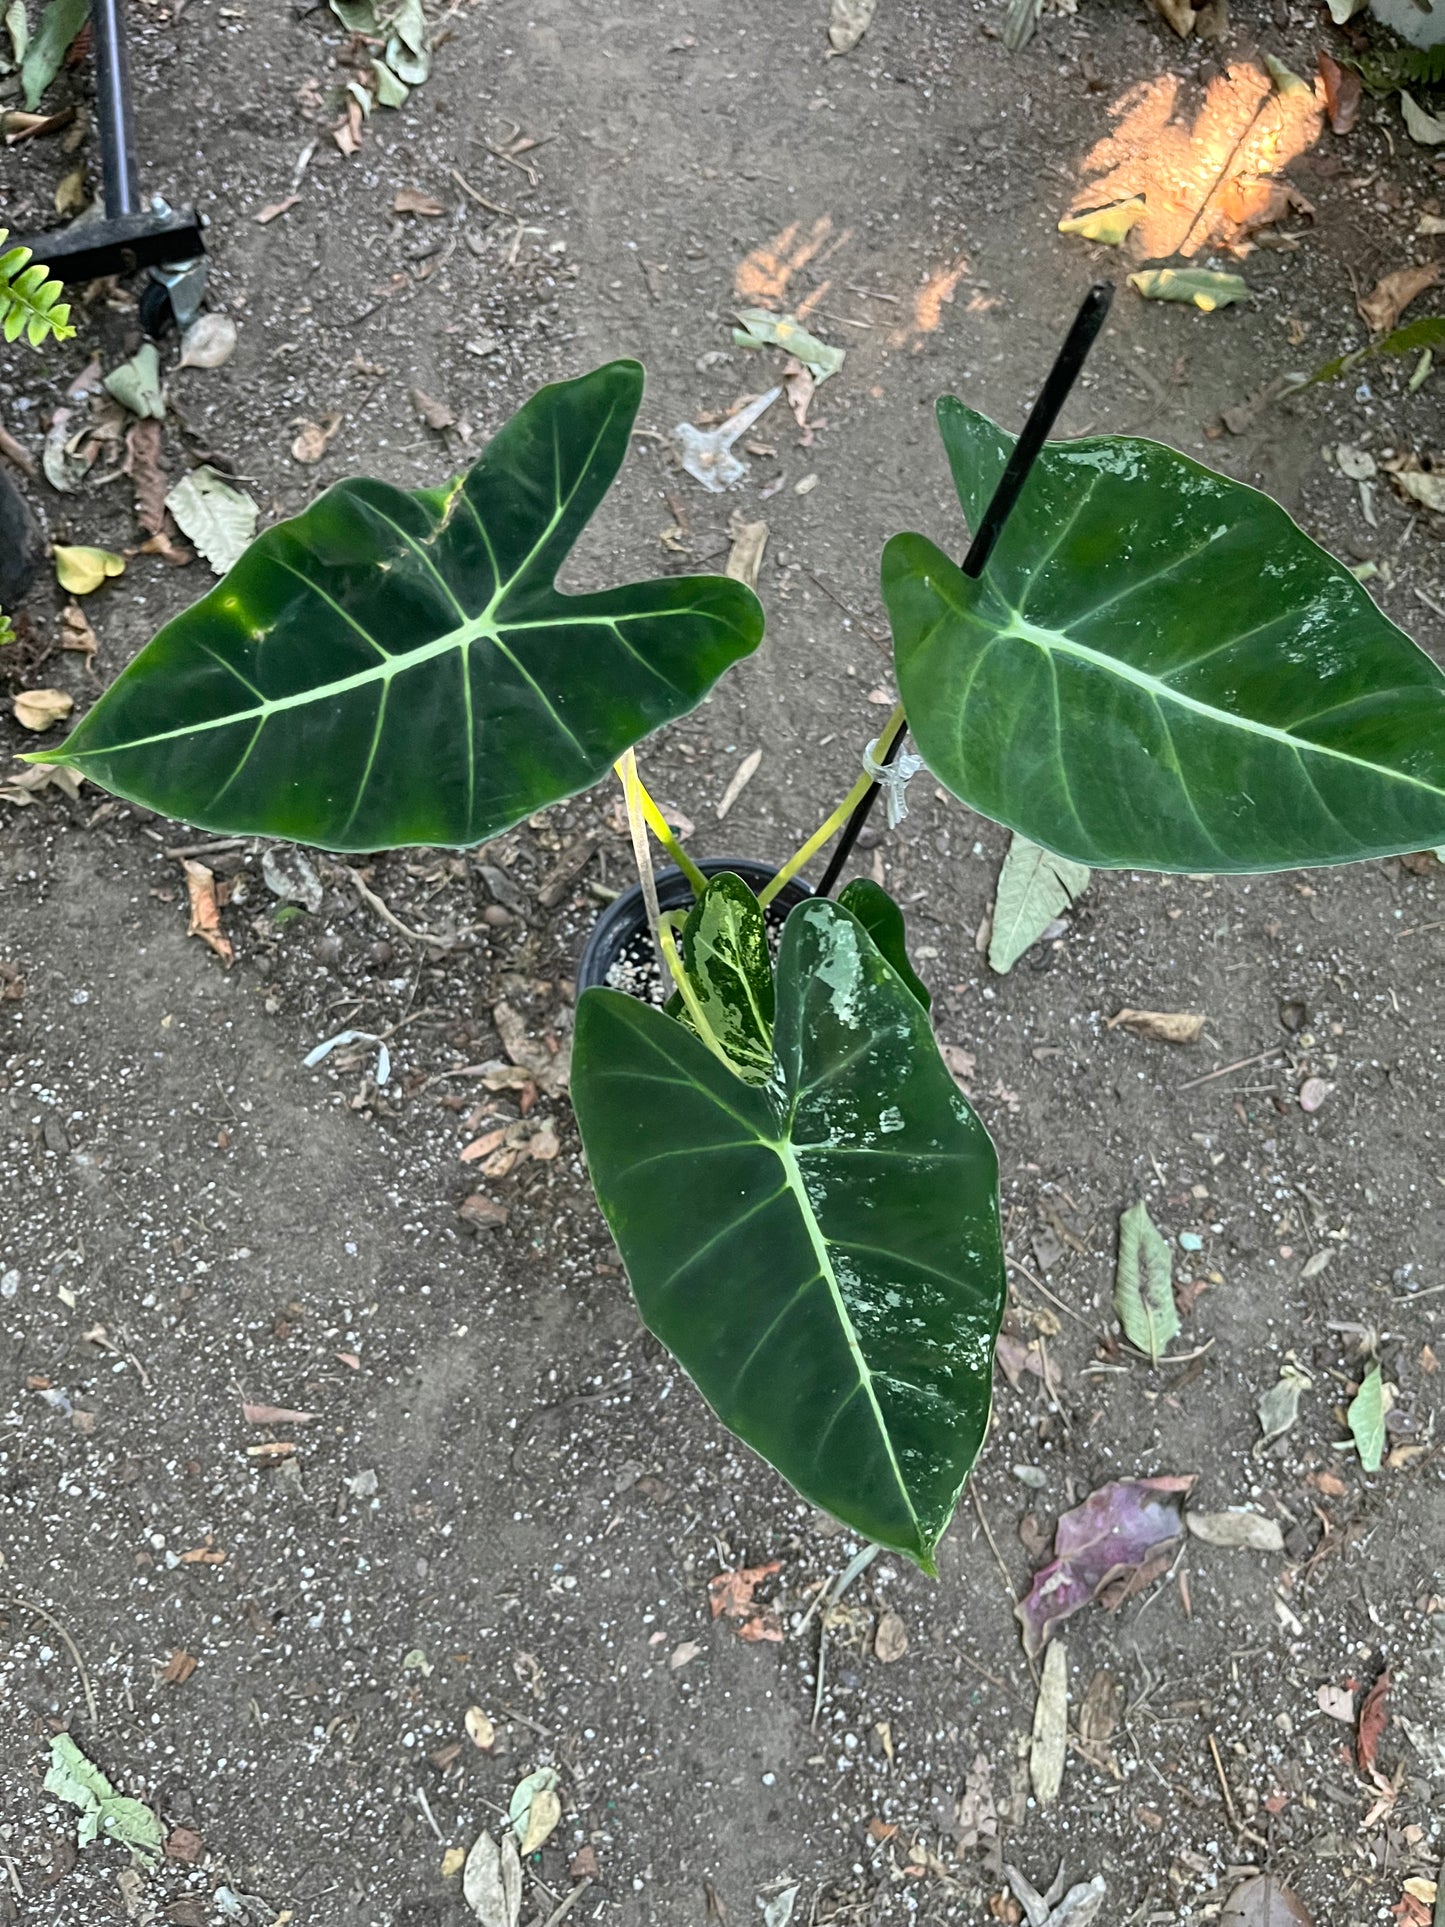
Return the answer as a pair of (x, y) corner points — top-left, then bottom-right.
(9, 0), (205, 297)
(92, 0), (140, 221)
(814, 280), (1115, 899)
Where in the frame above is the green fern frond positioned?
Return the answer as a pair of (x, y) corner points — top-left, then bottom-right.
(0, 609), (15, 649)
(0, 228), (75, 349)
(1357, 43), (1445, 95)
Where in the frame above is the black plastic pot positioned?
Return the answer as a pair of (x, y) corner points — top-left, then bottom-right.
(577, 857), (813, 998)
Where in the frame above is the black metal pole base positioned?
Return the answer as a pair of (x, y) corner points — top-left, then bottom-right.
(9, 207), (205, 285)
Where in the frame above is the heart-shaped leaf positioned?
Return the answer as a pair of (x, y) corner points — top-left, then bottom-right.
(836, 876), (930, 1010)
(573, 896), (1005, 1570)
(886, 403), (1445, 872)
(34, 362), (763, 851)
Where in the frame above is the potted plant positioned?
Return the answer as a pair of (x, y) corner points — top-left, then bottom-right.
(33, 294), (1445, 1573)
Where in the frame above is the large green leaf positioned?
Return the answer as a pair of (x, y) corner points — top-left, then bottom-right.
(573, 896), (1004, 1571)
(836, 876), (930, 1010)
(33, 362), (761, 850)
(885, 403), (1445, 872)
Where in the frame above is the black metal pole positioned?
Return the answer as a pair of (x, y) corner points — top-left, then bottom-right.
(814, 281), (1115, 899)
(91, 0), (140, 220)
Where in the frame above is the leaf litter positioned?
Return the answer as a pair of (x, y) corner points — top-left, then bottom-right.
(43, 1734), (163, 1864)
(1114, 1201), (1180, 1363)
(988, 834), (1090, 974)
(1016, 1475), (1193, 1654)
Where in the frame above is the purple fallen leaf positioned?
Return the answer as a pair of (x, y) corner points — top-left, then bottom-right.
(1015, 1475), (1194, 1657)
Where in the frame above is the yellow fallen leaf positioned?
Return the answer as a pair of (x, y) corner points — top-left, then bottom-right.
(518, 1785), (561, 1857)
(1059, 197), (1146, 246)
(54, 545), (126, 595)
(464, 1706), (495, 1750)
(13, 688), (74, 732)
(440, 1845), (465, 1879)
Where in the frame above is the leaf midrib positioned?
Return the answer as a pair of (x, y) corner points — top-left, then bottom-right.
(53, 601), (715, 762)
(613, 1002), (922, 1541)
(925, 563), (1445, 806)
(772, 1138), (921, 1539)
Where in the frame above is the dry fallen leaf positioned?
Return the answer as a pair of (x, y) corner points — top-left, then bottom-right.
(1317, 1682), (1355, 1722)
(1357, 1667), (1390, 1775)
(462, 1827), (521, 1927)
(1389, 463), (1445, 515)
(54, 544), (125, 595)
(1317, 52), (1360, 137)
(413, 387), (456, 432)
(464, 1707), (496, 1750)
(707, 1559), (784, 1642)
(716, 747), (762, 820)
(241, 1400), (318, 1425)
(290, 413), (343, 464)
(724, 517), (769, 590)
(1359, 263), (1442, 334)
(1185, 1509), (1284, 1552)
(873, 1608), (908, 1663)
(458, 1193), (510, 1230)
(827, 0), (877, 53)
(254, 194), (301, 224)
(179, 312), (238, 370)
(182, 860), (234, 968)
(1220, 1873), (1314, 1925)
(13, 688), (73, 731)
(669, 1639), (701, 1669)
(394, 186), (446, 216)
(124, 418), (169, 535)
(1107, 1008), (1206, 1045)
(1029, 1638), (1068, 1806)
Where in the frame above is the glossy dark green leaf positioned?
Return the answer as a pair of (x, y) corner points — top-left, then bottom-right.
(836, 877), (930, 1010)
(34, 362), (762, 850)
(674, 871), (775, 1082)
(573, 897), (1004, 1571)
(885, 402), (1445, 872)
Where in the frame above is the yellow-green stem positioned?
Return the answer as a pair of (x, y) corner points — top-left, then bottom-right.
(757, 702), (906, 908)
(636, 778), (708, 896)
(614, 748), (665, 975)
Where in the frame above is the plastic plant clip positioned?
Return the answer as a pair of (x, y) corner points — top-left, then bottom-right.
(862, 733), (924, 828)
(674, 385), (782, 493)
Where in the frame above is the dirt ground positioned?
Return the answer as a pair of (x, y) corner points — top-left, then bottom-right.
(2, 1), (1444, 1923)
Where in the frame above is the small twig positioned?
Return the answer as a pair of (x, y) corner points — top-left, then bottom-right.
(449, 166), (512, 218)
(161, 836), (252, 860)
(1178, 1046), (1286, 1091)
(1005, 1256), (1089, 1326)
(801, 566), (890, 649)
(499, 1702), (553, 1738)
(0, 423), (37, 477)
(1207, 1733), (1241, 1831)
(540, 1877), (593, 1927)
(795, 1539), (881, 1638)
(414, 1786), (445, 1843)
(1, 1594), (97, 1724)
(969, 1486), (1018, 1606)
(343, 867), (452, 949)
(812, 1618), (829, 1731)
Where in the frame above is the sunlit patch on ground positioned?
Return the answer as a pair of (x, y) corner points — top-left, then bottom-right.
(1067, 64), (1323, 259)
